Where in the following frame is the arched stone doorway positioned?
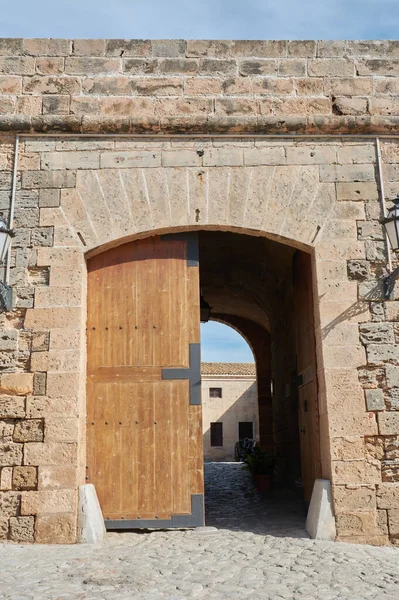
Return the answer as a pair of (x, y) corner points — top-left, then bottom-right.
(85, 228), (322, 527)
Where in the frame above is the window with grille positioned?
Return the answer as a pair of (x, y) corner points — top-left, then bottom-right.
(239, 422), (253, 440)
(210, 422), (223, 446)
(209, 387), (222, 398)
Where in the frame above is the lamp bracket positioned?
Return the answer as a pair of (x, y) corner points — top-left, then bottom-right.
(383, 266), (399, 300)
(0, 281), (12, 311)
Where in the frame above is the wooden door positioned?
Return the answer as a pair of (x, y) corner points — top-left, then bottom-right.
(293, 251), (322, 504)
(86, 233), (204, 529)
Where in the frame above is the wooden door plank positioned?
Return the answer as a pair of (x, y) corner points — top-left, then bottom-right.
(154, 382), (172, 517)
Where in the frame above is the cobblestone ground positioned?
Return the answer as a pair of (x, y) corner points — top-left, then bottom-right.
(1, 463), (399, 600)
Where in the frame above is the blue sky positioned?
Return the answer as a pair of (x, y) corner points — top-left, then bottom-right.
(201, 322), (254, 363)
(0, 0), (398, 39)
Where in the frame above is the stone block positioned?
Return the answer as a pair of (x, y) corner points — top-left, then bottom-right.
(335, 510), (383, 536)
(0, 373), (33, 396)
(336, 182), (378, 200)
(365, 389), (385, 411)
(26, 396), (78, 419)
(331, 437), (365, 461)
(45, 418), (78, 443)
(35, 57), (64, 76)
(72, 39), (106, 56)
(24, 442), (78, 466)
(320, 164), (375, 183)
(24, 307), (81, 330)
(23, 38), (70, 56)
(151, 39), (186, 57)
(162, 150), (201, 167)
(286, 145), (336, 165)
(22, 171), (76, 189)
(0, 56), (35, 74)
(337, 145), (376, 164)
(0, 397), (25, 419)
(33, 372), (46, 396)
(278, 59), (306, 76)
(100, 150), (161, 168)
(357, 59), (399, 76)
(357, 220), (384, 241)
(41, 151), (100, 171)
(30, 350), (81, 372)
(65, 57), (120, 75)
(0, 330), (18, 352)
(367, 344), (399, 364)
(382, 459), (399, 482)
(0, 467), (12, 491)
(388, 509), (399, 535)
(333, 97), (368, 116)
(199, 58), (237, 75)
(35, 512), (76, 544)
(288, 40), (316, 57)
(347, 259), (370, 281)
(376, 483), (399, 508)
(38, 465), (77, 490)
(13, 420), (44, 443)
(244, 147), (285, 166)
(360, 323), (395, 344)
(332, 459), (381, 485)
(13, 466), (38, 491)
(386, 365), (399, 388)
(21, 489), (77, 515)
(0, 517), (8, 539)
(106, 39), (150, 57)
(203, 148), (243, 167)
(42, 96), (70, 115)
(308, 59), (355, 76)
(49, 329), (80, 350)
(184, 77), (223, 95)
(333, 484), (376, 511)
(379, 412), (399, 435)
(46, 372), (80, 398)
(9, 516), (35, 542)
(215, 98), (258, 116)
(0, 492), (20, 517)
(23, 76), (81, 95)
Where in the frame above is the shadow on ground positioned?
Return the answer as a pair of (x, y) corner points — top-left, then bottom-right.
(204, 462), (308, 538)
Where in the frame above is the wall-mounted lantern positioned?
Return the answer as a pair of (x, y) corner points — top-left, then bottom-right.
(0, 219), (13, 311)
(382, 195), (399, 299)
(200, 291), (212, 323)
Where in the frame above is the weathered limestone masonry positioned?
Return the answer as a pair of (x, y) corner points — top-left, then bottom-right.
(0, 38), (398, 545)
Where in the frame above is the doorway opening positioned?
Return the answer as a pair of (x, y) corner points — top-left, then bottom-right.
(86, 228), (321, 534)
(197, 230), (321, 532)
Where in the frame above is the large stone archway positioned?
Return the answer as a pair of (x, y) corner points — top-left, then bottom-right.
(1, 135), (392, 545)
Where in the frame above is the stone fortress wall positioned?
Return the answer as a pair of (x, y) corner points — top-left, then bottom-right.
(0, 39), (398, 544)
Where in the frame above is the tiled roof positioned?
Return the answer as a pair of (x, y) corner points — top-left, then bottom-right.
(201, 362), (256, 376)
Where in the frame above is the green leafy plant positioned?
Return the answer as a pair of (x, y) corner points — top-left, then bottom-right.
(242, 447), (276, 475)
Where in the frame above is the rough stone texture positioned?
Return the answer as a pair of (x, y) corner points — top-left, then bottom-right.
(0, 465), (398, 597)
(12, 466), (38, 491)
(0, 39), (396, 133)
(0, 39), (397, 545)
(9, 515), (35, 542)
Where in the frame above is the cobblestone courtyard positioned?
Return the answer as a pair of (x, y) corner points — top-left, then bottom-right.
(0, 463), (399, 599)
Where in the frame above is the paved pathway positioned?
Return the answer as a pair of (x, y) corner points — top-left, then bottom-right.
(1, 462), (399, 599)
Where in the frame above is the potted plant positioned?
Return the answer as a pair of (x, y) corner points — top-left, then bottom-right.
(243, 447), (276, 493)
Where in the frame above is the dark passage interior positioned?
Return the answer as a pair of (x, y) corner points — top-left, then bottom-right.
(198, 230), (321, 511)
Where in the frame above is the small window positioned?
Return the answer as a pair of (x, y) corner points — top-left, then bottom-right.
(209, 387), (222, 398)
(239, 422), (253, 440)
(210, 422), (223, 446)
